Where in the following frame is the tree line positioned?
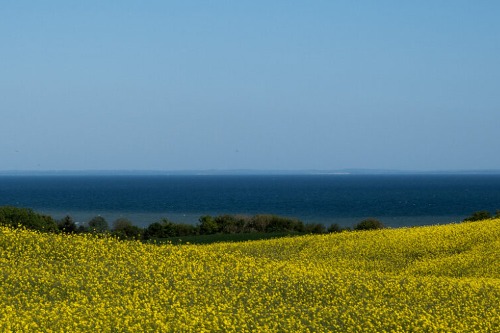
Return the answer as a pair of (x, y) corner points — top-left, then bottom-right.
(0, 206), (369, 240)
(1, 206), (496, 242)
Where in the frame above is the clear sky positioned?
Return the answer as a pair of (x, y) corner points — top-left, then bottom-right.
(2, 1), (499, 172)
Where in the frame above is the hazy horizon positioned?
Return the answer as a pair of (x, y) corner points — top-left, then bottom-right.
(2, 168), (500, 176)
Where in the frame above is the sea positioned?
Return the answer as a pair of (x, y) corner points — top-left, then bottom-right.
(1, 174), (500, 228)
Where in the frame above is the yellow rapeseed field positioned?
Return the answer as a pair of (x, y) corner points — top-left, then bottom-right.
(1, 219), (499, 332)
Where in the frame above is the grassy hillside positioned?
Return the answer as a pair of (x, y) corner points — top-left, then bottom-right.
(1, 219), (499, 332)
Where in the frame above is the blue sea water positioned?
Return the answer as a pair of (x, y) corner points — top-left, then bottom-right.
(1, 174), (500, 228)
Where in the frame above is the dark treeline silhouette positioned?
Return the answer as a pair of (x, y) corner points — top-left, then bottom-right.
(2, 206), (497, 242)
(0, 206), (351, 241)
(462, 210), (500, 222)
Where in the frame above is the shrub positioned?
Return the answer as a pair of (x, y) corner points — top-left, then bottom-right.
(247, 215), (270, 232)
(198, 215), (219, 235)
(171, 222), (198, 237)
(143, 222), (167, 239)
(144, 219), (198, 239)
(248, 214), (304, 233)
(463, 211), (492, 222)
(58, 215), (78, 234)
(88, 216), (109, 233)
(215, 215), (248, 234)
(354, 218), (385, 231)
(0, 206), (58, 232)
(327, 223), (342, 233)
(112, 218), (142, 240)
(304, 223), (326, 234)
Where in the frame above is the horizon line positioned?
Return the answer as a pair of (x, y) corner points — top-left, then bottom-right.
(1, 168), (500, 176)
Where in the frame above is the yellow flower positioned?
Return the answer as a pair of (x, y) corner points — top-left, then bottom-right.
(0, 219), (498, 332)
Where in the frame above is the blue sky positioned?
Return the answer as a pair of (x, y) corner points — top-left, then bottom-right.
(1, 1), (499, 171)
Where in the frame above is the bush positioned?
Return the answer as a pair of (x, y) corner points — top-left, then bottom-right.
(143, 219), (198, 239)
(143, 222), (166, 239)
(304, 223), (326, 234)
(247, 215), (269, 232)
(198, 215), (219, 235)
(88, 216), (109, 233)
(0, 206), (58, 232)
(58, 215), (78, 234)
(327, 223), (342, 233)
(354, 218), (385, 231)
(248, 215), (304, 233)
(265, 216), (297, 233)
(463, 211), (492, 222)
(215, 215), (248, 234)
(112, 218), (142, 240)
(198, 214), (309, 235)
(171, 222), (198, 237)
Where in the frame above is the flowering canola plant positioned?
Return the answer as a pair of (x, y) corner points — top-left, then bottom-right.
(0, 219), (499, 332)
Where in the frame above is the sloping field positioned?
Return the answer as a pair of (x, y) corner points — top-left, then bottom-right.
(1, 220), (499, 332)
